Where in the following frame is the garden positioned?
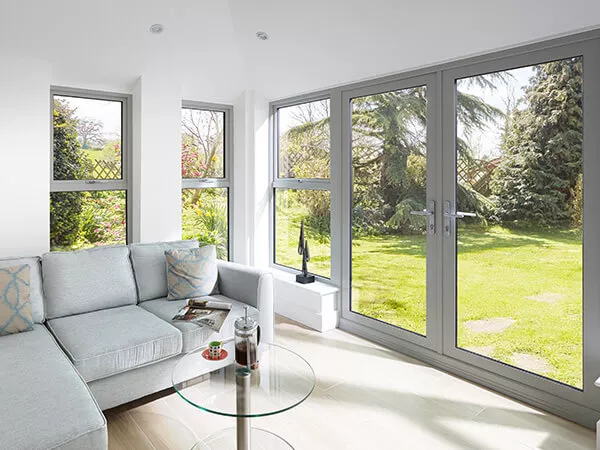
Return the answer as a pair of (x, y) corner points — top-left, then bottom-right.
(276, 57), (583, 388)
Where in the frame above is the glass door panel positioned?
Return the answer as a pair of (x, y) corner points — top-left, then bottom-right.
(454, 57), (583, 388)
(350, 85), (429, 336)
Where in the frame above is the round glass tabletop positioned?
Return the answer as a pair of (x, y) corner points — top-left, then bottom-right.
(172, 341), (315, 418)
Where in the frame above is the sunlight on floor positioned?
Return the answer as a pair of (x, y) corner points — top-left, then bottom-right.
(105, 316), (595, 450)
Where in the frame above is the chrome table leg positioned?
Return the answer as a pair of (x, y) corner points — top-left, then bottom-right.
(236, 368), (251, 450)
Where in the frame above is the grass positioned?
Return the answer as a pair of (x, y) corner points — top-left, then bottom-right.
(278, 218), (583, 388)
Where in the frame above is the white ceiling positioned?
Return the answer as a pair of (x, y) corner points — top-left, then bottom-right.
(1, 0), (600, 102)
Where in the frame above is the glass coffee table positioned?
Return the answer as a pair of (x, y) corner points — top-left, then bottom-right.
(172, 340), (315, 450)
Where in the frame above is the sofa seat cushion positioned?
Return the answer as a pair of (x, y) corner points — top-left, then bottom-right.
(140, 295), (259, 353)
(47, 305), (182, 382)
(0, 325), (106, 450)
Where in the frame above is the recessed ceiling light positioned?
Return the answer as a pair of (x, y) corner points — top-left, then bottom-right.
(256, 31), (269, 41)
(149, 24), (164, 34)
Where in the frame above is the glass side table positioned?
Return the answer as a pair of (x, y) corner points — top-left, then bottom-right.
(172, 340), (315, 450)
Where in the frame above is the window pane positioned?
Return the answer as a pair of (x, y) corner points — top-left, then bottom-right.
(50, 191), (126, 251)
(455, 57), (583, 388)
(350, 86), (428, 336)
(278, 99), (330, 179)
(275, 189), (330, 278)
(53, 96), (122, 180)
(182, 188), (229, 260)
(182, 109), (225, 179)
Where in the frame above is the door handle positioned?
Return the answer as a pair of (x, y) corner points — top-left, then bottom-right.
(443, 200), (476, 236)
(410, 200), (435, 235)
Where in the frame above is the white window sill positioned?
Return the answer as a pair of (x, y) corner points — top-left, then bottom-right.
(270, 268), (340, 332)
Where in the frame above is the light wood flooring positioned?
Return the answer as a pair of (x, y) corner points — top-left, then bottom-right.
(105, 317), (596, 449)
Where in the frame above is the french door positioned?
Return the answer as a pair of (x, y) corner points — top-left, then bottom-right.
(341, 74), (441, 350)
(340, 37), (600, 421)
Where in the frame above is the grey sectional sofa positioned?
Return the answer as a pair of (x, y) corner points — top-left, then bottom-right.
(0, 240), (274, 450)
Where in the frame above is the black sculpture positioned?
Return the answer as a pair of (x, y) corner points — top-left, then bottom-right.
(296, 220), (315, 284)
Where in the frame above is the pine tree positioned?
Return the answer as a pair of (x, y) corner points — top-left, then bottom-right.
(491, 58), (583, 227)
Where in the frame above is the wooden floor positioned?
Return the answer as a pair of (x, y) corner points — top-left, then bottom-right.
(105, 317), (596, 449)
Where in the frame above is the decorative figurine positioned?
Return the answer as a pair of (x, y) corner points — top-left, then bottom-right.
(296, 220), (315, 284)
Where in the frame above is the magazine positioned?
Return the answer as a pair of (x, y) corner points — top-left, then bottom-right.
(172, 298), (232, 332)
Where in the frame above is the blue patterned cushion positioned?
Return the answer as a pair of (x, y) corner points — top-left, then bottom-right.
(165, 246), (218, 300)
(0, 264), (33, 336)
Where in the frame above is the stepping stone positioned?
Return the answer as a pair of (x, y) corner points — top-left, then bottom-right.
(526, 292), (564, 303)
(464, 345), (495, 357)
(465, 318), (515, 333)
(512, 353), (554, 374)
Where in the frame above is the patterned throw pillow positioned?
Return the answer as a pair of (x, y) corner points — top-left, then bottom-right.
(0, 264), (33, 336)
(165, 245), (218, 300)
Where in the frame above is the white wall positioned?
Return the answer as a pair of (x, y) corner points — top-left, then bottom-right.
(231, 90), (270, 267)
(0, 56), (51, 257)
(132, 72), (183, 243)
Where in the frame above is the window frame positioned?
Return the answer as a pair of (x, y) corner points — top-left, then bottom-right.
(270, 94), (334, 280)
(181, 100), (233, 261)
(50, 86), (132, 245)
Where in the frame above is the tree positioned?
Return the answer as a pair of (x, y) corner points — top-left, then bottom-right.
(181, 109), (223, 178)
(50, 100), (87, 249)
(491, 58), (583, 227)
(282, 76), (505, 236)
(76, 118), (104, 149)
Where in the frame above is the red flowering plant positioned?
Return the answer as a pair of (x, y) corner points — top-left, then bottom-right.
(79, 191), (127, 247)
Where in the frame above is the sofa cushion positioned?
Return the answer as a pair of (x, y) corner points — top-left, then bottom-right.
(0, 264), (33, 336)
(140, 295), (259, 353)
(47, 305), (182, 382)
(0, 256), (44, 323)
(129, 239), (199, 302)
(42, 245), (138, 319)
(165, 245), (219, 300)
(0, 324), (106, 450)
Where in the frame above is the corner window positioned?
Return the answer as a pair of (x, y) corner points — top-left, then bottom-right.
(273, 99), (331, 278)
(181, 103), (231, 260)
(50, 90), (129, 251)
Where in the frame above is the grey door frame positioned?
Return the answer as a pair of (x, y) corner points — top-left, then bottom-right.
(270, 28), (600, 427)
(441, 38), (600, 411)
(340, 73), (442, 351)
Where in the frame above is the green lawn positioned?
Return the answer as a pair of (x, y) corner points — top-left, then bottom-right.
(278, 222), (582, 388)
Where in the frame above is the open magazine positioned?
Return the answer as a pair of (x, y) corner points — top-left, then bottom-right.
(172, 298), (232, 332)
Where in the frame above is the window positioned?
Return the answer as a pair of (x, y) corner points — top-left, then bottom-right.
(273, 99), (331, 278)
(181, 103), (231, 260)
(50, 89), (129, 251)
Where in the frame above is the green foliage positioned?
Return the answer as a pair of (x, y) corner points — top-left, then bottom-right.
(51, 101), (126, 251)
(182, 189), (228, 259)
(491, 58), (583, 227)
(50, 101), (85, 248)
(78, 191), (126, 246)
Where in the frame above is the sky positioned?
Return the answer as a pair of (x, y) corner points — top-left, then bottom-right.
(56, 95), (122, 141)
(278, 66), (535, 162)
(457, 65), (534, 159)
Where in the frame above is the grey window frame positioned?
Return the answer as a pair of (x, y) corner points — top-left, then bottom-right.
(270, 94), (335, 281)
(181, 100), (233, 261)
(50, 86), (132, 244)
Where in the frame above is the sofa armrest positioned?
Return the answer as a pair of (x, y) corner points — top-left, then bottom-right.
(217, 261), (274, 344)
